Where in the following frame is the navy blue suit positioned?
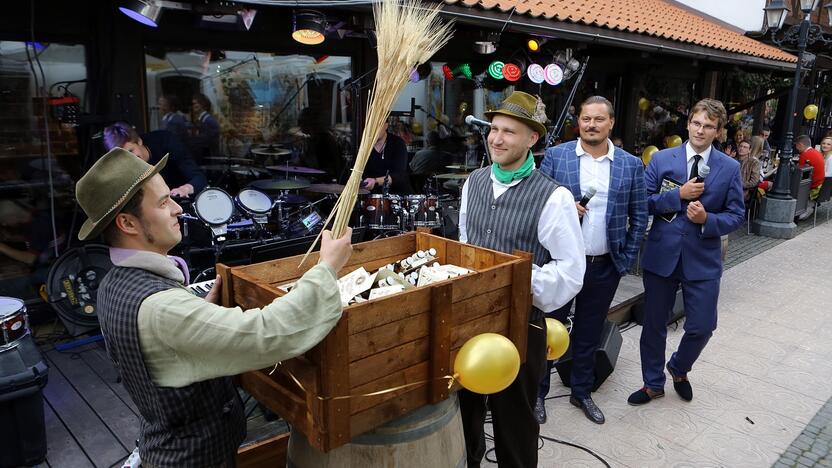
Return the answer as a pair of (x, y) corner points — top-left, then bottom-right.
(639, 143), (744, 390)
(539, 141), (647, 399)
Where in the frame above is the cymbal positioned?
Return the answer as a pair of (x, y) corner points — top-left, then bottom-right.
(433, 172), (471, 180)
(445, 164), (480, 171)
(306, 183), (370, 195)
(204, 157), (251, 164)
(275, 193), (309, 204)
(250, 178), (311, 191)
(251, 146), (292, 157)
(266, 165), (327, 175)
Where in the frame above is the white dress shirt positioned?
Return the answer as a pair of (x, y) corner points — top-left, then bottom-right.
(685, 142), (711, 180)
(576, 139), (613, 256)
(459, 171), (586, 312)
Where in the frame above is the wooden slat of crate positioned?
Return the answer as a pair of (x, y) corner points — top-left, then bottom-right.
(348, 361), (429, 415)
(348, 312), (430, 362)
(349, 384), (430, 439)
(451, 308), (511, 349)
(348, 337), (430, 389)
(346, 287), (431, 335)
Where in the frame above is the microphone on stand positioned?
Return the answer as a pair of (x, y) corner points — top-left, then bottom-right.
(464, 115), (492, 130)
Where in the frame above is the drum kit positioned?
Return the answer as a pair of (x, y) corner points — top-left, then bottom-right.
(174, 142), (469, 273)
(0, 297), (29, 351)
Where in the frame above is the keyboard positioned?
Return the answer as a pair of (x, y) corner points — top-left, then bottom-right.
(187, 279), (215, 297)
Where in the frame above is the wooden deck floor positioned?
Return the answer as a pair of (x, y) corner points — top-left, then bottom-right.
(30, 341), (284, 468)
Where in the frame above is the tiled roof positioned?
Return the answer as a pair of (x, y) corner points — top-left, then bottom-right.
(444, 0), (797, 63)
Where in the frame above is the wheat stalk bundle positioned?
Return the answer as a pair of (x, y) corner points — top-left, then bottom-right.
(301, 0), (453, 265)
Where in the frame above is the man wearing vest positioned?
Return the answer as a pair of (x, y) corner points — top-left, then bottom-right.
(458, 91), (585, 468)
(629, 98), (744, 406)
(538, 96), (648, 424)
(74, 148), (353, 467)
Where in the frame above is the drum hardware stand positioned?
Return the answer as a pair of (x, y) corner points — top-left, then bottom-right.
(473, 126), (492, 168)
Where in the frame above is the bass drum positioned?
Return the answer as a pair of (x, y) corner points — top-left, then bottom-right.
(46, 244), (113, 330)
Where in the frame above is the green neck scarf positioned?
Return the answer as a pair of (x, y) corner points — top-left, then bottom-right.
(492, 151), (535, 184)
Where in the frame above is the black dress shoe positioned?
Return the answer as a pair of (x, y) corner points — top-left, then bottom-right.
(534, 397), (547, 424)
(627, 387), (665, 406)
(667, 363), (693, 401)
(570, 396), (605, 424)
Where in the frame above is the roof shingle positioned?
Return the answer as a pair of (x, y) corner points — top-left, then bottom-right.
(445, 0), (796, 63)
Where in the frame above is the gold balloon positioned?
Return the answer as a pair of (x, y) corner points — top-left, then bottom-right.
(411, 120), (423, 135)
(454, 333), (520, 394)
(641, 145), (659, 166)
(733, 112), (742, 122)
(666, 134), (682, 148)
(804, 104), (819, 120)
(545, 318), (570, 360)
(638, 97), (650, 112)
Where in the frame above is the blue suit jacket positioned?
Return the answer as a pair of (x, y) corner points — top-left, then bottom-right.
(641, 144), (745, 281)
(540, 140), (648, 275)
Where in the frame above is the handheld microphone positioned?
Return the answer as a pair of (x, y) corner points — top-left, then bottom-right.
(694, 164), (710, 183)
(578, 186), (597, 208)
(464, 115), (491, 129)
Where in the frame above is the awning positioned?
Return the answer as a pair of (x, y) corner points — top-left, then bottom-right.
(442, 0), (797, 71)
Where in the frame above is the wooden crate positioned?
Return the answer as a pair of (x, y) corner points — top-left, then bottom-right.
(217, 232), (532, 452)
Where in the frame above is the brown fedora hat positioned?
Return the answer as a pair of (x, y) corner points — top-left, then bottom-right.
(485, 91), (548, 137)
(76, 148), (168, 241)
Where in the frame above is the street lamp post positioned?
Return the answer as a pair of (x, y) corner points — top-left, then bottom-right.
(752, 0), (832, 238)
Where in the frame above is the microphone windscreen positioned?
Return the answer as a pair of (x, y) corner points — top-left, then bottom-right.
(699, 164), (710, 178)
(586, 186), (597, 198)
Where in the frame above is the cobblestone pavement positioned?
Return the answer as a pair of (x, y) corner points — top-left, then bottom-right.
(773, 398), (832, 467)
(481, 212), (832, 467)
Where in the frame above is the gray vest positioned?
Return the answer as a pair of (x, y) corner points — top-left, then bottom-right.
(98, 267), (246, 467)
(466, 168), (558, 267)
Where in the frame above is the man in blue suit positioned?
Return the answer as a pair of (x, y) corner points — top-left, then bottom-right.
(628, 98), (744, 406)
(539, 96), (648, 424)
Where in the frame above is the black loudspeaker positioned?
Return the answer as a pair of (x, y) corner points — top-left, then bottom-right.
(554, 320), (623, 392)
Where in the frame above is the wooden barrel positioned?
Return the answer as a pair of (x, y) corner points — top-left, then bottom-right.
(287, 393), (465, 468)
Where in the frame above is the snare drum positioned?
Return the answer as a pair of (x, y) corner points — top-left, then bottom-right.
(405, 195), (441, 228)
(194, 187), (235, 226)
(363, 194), (402, 230)
(236, 188), (273, 222)
(0, 297), (29, 349)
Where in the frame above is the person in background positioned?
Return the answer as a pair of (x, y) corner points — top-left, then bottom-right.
(410, 131), (451, 176)
(795, 134), (825, 202)
(158, 94), (188, 142)
(820, 135), (832, 178)
(736, 140), (761, 203)
(189, 93), (220, 160)
(612, 136), (623, 148)
(750, 135), (773, 192)
(733, 129), (745, 147)
(363, 122), (413, 195)
(104, 122), (207, 198)
(75, 148), (352, 466)
(757, 124), (772, 157)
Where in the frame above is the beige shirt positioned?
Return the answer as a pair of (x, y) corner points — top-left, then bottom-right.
(132, 260), (341, 388)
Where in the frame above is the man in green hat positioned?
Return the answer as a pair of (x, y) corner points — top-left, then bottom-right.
(457, 91), (585, 468)
(76, 148), (353, 466)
